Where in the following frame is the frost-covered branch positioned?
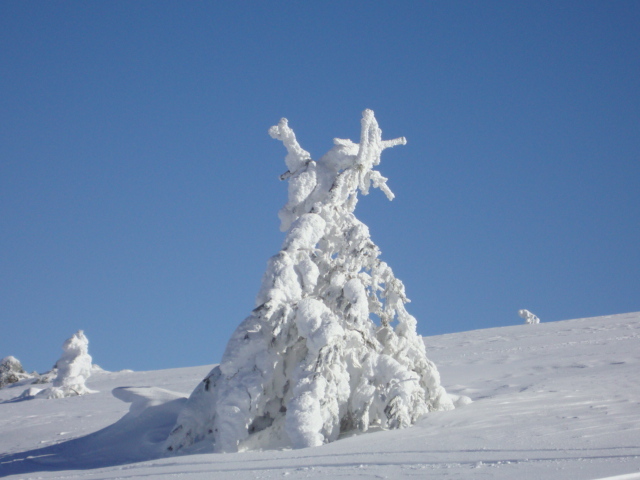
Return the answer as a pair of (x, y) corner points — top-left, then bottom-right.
(355, 109), (406, 199)
(268, 118), (312, 175)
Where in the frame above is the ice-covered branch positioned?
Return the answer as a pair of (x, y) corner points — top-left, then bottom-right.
(355, 109), (406, 199)
(356, 109), (407, 168)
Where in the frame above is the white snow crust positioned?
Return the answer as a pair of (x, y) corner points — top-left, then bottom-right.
(1, 312), (639, 479)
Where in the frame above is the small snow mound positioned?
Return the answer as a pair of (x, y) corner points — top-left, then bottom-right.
(18, 386), (43, 399)
(113, 387), (186, 418)
(448, 394), (473, 407)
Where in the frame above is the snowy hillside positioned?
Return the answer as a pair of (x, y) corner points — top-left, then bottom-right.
(1, 312), (639, 480)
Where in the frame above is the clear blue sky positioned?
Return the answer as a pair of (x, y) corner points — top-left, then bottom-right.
(2, 1), (638, 373)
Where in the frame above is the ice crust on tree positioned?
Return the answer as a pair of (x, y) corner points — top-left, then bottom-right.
(166, 110), (453, 453)
(519, 309), (540, 325)
(35, 330), (96, 399)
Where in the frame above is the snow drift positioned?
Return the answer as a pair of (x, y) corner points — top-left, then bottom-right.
(2, 312), (639, 480)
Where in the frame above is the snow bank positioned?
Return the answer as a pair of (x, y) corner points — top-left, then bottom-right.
(2, 313), (640, 479)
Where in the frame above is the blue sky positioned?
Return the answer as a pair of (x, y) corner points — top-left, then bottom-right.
(2, 1), (639, 373)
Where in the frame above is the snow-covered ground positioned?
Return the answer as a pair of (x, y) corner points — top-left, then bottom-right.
(1, 312), (639, 479)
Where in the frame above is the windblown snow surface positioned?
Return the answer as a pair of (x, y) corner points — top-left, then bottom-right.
(1, 312), (639, 480)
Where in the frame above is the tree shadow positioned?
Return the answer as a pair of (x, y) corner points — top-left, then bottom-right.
(0, 389), (188, 476)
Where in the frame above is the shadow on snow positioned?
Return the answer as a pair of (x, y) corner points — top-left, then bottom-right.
(0, 387), (193, 476)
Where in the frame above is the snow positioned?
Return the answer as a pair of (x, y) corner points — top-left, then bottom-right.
(0, 356), (35, 388)
(29, 330), (96, 399)
(165, 111), (451, 453)
(519, 309), (540, 324)
(2, 311), (639, 479)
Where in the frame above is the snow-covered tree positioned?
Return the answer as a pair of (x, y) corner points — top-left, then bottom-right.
(0, 356), (35, 388)
(166, 110), (453, 453)
(519, 309), (540, 325)
(37, 330), (96, 398)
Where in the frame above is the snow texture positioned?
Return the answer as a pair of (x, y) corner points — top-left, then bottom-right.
(165, 110), (453, 453)
(2, 312), (640, 480)
(519, 309), (540, 325)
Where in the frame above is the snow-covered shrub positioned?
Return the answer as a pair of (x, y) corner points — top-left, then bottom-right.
(519, 309), (540, 325)
(0, 356), (35, 388)
(36, 330), (96, 398)
(166, 110), (453, 453)
(32, 367), (58, 384)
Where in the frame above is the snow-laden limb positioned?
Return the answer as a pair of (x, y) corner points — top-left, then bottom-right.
(519, 309), (540, 325)
(268, 118), (312, 175)
(35, 330), (97, 398)
(166, 110), (452, 453)
(354, 108), (406, 200)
